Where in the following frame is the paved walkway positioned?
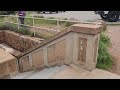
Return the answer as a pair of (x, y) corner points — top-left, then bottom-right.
(106, 26), (120, 75)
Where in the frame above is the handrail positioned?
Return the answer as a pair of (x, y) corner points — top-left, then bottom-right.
(0, 15), (100, 36)
(0, 15), (98, 24)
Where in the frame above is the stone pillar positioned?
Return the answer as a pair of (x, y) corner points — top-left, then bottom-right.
(71, 22), (104, 71)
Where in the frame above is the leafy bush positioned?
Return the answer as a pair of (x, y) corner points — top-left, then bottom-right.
(97, 33), (112, 70)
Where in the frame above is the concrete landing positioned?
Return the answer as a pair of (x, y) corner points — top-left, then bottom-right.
(11, 64), (120, 79)
(49, 64), (120, 79)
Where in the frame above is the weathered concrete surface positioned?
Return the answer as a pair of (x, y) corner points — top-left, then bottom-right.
(49, 64), (120, 79)
(0, 31), (5, 43)
(17, 22), (104, 72)
(0, 48), (17, 78)
(0, 30), (43, 52)
(4, 30), (42, 52)
(0, 43), (22, 56)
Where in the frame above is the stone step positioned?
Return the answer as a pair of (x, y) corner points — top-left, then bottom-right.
(26, 68), (49, 79)
(42, 65), (68, 79)
(33, 66), (59, 79)
(12, 71), (35, 79)
(12, 65), (68, 79)
(40, 66), (60, 79)
(23, 71), (39, 79)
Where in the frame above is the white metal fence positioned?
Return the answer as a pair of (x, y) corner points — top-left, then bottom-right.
(0, 15), (100, 36)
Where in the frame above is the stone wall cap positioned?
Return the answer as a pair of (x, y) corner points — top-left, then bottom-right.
(0, 48), (15, 64)
(71, 23), (104, 35)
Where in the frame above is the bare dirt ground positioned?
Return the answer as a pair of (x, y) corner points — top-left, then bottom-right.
(106, 25), (120, 75)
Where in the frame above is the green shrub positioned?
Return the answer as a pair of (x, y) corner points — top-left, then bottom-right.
(97, 33), (112, 70)
(64, 22), (73, 27)
(17, 27), (31, 35)
(100, 33), (110, 46)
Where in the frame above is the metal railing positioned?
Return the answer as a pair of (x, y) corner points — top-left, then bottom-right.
(0, 15), (100, 36)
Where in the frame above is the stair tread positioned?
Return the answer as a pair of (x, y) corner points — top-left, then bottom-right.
(42, 65), (68, 79)
(12, 71), (35, 79)
(11, 65), (68, 79)
(32, 66), (59, 79)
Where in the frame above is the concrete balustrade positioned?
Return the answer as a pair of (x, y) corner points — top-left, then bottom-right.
(0, 21), (104, 79)
(18, 22), (104, 72)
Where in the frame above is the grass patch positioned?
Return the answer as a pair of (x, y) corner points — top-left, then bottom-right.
(0, 23), (31, 35)
(0, 23), (10, 30)
(16, 27), (31, 35)
(0, 16), (75, 32)
(6, 16), (17, 23)
(30, 31), (53, 39)
(0, 22), (52, 39)
(34, 16), (44, 18)
(24, 18), (33, 26)
(35, 19), (57, 25)
(0, 17), (5, 22)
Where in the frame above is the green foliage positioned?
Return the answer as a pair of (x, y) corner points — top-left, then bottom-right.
(0, 11), (16, 15)
(64, 22), (73, 27)
(97, 33), (112, 70)
(0, 23), (10, 30)
(100, 33), (110, 46)
(0, 23), (30, 35)
(16, 27), (31, 35)
(0, 23), (52, 39)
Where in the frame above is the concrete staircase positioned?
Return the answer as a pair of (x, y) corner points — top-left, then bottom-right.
(11, 65), (68, 79)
